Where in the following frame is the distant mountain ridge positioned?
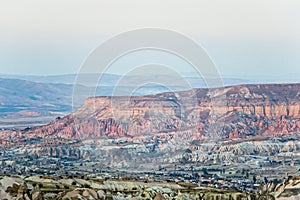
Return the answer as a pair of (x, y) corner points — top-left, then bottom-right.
(0, 73), (254, 87)
(2, 73), (300, 86)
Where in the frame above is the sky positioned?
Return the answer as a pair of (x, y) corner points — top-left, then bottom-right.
(0, 0), (299, 80)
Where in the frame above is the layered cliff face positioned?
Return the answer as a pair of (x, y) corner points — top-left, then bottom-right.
(21, 83), (300, 140)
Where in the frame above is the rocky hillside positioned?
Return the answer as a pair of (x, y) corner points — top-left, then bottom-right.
(19, 83), (300, 141)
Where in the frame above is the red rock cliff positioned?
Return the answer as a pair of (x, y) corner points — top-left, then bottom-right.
(23, 83), (300, 140)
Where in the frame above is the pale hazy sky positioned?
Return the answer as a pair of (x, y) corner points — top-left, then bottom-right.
(0, 0), (299, 79)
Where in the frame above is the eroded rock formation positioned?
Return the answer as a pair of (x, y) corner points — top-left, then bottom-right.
(16, 83), (300, 141)
(17, 84), (300, 141)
